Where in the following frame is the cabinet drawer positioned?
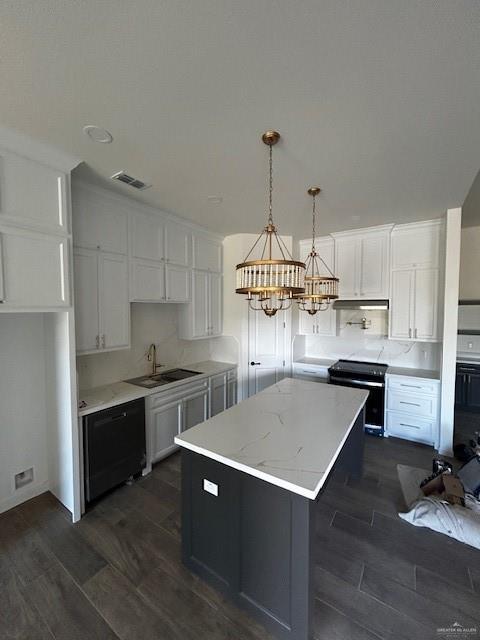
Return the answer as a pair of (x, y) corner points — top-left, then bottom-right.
(387, 390), (437, 419)
(147, 378), (208, 409)
(386, 411), (434, 445)
(227, 368), (237, 382)
(387, 376), (439, 396)
(292, 365), (329, 380)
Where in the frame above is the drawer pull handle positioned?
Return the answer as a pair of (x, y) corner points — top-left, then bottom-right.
(400, 384), (422, 389)
(400, 401), (421, 407)
(399, 423), (420, 429)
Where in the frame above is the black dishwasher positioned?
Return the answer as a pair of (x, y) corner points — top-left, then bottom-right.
(84, 398), (146, 503)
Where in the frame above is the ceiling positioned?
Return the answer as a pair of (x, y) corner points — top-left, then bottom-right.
(1, 1), (479, 238)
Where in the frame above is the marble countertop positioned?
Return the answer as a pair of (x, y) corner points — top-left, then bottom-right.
(293, 357), (336, 368)
(78, 361), (237, 417)
(175, 378), (368, 500)
(386, 366), (440, 380)
(457, 357), (480, 366)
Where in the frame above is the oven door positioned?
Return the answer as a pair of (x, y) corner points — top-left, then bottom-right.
(329, 375), (385, 434)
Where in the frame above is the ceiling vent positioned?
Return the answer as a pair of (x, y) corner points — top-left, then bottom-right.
(110, 171), (151, 190)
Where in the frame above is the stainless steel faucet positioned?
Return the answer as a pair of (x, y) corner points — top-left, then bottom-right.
(147, 343), (162, 375)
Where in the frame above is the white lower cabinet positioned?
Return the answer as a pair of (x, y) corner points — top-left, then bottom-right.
(385, 374), (440, 446)
(0, 226), (69, 308)
(150, 399), (183, 462)
(147, 367), (237, 463)
(74, 248), (130, 354)
(292, 363), (330, 382)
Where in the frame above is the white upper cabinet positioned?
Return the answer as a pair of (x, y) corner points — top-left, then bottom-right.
(179, 270), (222, 339)
(165, 221), (190, 267)
(165, 264), (190, 303)
(297, 237), (336, 337)
(0, 226), (69, 308)
(391, 220), (442, 270)
(333, 226), (392, 299)
(0, 150), (68, 235)
(74, 249), (129, 354)
(72, 183), (128, 255)
(389, 220), (444, 343)
(193, 234), (222, 272)
(130, 209), (164, 261)
(334, 236), (358, 298)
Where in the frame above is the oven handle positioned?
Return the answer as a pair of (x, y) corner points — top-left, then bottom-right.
(329, 376), (384, 388)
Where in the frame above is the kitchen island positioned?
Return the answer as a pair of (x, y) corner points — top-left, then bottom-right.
(175, 378), (368, 640)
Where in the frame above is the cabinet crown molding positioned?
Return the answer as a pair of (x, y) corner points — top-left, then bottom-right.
(391, 218), (445, 234)
(331, 223), (395, 238)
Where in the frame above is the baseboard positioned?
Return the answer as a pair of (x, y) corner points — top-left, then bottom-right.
(0, 480), (50, 515)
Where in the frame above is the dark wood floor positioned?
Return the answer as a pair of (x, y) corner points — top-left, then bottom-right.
(1, 436), (479, 640)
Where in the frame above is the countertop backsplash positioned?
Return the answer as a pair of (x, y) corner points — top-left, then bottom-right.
(77, 303), (237, 390)
(300, 333), (441, 370)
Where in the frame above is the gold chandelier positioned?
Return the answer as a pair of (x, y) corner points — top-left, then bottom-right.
(296, 187), (339, 314)
(236, 131), (306, 317)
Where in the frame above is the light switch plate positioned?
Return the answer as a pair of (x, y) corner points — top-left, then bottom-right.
(203, 478), (218, 496)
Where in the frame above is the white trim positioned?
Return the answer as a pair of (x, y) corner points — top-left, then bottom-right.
(439, 207), (462, 455)
(391, 217), (445, 233)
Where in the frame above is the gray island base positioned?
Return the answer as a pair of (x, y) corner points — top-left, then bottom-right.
(175, 378), (368, 640)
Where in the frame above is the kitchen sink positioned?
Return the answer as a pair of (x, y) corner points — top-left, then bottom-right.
(125, 368), (202, 388)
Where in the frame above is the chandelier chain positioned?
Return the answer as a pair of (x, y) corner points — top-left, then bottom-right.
(268, 143), (273, 225)
(311, 193), (316, 254)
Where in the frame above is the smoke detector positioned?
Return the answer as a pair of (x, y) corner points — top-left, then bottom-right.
(110, 171), (151, 190)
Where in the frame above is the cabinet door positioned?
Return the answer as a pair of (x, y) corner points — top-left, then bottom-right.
(209, 272), (223, 336)
(227, 378), (237, 409)
(298, 310), (315, 335)
(72, 184), (128, 254)
(193, 235), (222, 272)
(165, 221), (190, 267)
(316, 308), (336, 336)
(360, 233), (388, 298)
(413, 268), (439, 341)
(74, 249), (99, 352)
(166, 264), (189, 302)
(391, 223), (441, 270)
(130, 210), (164, 261)
(99, 253), (130, 350)
(0, 150), (68, 234)
(150, 400), (182, 463)
(210, 374), (227, 417)
(131, 260), (165, 302)
(192, 270), (209, 338)
(390, 270), (414, 340)
(466, 374), (480, 411)
(1, 227), (69, 308)
(183, 389), (209, 431)
(335, 236), (358, 298)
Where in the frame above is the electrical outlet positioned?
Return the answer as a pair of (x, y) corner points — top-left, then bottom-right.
(14, 467), (34, 490)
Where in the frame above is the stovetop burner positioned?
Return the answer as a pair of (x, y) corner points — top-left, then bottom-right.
(328, 359), (388, 378)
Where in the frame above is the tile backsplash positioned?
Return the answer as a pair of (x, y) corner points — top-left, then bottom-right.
(77, 303), (237, 390)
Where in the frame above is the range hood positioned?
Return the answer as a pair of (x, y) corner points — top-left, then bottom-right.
(333, 299), (389, 310)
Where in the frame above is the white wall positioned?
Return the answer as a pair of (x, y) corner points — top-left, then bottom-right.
(77, 303), (236, 390)
(0, 314), (49, 513)
(459, 225), (480, 300)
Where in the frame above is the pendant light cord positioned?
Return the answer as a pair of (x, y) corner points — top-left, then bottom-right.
(268, 143), (273, 225)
